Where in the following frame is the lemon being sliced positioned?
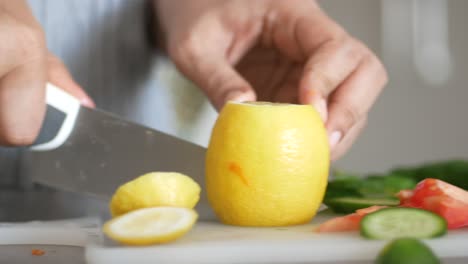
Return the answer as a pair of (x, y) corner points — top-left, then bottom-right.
(206, 101), (330, 226)
(103, 207), (198, 246)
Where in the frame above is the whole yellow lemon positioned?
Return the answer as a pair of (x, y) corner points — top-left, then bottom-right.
(110, 172), (201, 217)
(205, 102), (330, 226)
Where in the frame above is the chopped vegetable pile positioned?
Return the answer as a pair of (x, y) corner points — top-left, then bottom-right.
(324, 160), (468, 213)
(317, 178), (468, 234)
(319, 160), (468, 263)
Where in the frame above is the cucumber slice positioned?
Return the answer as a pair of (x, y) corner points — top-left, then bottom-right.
(325, 197), (400, 214)
(360, 208), (447, 239)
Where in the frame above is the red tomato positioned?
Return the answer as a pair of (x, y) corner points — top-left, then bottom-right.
(316, 206), (386, 233)
(397, 178), (468, 229)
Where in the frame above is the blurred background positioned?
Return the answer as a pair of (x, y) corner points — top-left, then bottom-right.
(321, 0), (467, 174)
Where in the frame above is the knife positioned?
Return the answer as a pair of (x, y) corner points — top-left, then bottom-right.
(22, 83), (207, 202)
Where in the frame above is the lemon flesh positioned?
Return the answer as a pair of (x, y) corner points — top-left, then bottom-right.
(110, 172), (201, 217)
(103, 207), (198, 245)
(206, 101), (330, 226)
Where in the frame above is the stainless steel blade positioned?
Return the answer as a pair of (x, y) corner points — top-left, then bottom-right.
(23, 106), (207, 201)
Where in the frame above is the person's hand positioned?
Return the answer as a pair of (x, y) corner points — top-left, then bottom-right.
(0, 1), (93, 146)
(155, 0), (388, 160)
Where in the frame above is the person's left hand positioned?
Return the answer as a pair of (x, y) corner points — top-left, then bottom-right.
(154, 0), (388, 161)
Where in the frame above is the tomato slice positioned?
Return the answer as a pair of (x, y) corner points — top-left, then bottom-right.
(397, 178), (468, 229)
(316, 206), (386, 233)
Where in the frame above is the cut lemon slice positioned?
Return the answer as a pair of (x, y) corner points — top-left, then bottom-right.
(110, 172), (201, 217)
(103, 207), (198, 245)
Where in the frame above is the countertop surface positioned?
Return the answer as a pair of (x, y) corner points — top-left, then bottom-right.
(0, 188), (467, 264)
(0, 245), (467, 264)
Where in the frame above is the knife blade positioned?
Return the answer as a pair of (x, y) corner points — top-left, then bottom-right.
(23, 83), (207, 201)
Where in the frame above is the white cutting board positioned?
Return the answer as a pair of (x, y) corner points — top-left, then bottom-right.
(85, 209), (468, 264)
(0, 217), (102, 246)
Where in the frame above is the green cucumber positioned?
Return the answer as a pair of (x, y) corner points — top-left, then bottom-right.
(376, 238), (440, 264)
(324, 197), (399, 214)
(360, 208), (447, 240)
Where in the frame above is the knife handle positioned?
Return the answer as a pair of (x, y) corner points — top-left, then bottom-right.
(30, 83), (81, 151)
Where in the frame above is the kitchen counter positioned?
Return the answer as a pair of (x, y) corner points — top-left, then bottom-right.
(1, 188), (467, 264)
(0, 245), (467, 264)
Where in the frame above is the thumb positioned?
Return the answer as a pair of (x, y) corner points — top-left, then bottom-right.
(174, 50), (255, 111)
(202, 59), (256, 110)
(46, 54), (95, 108)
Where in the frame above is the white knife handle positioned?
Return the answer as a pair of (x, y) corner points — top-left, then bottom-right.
(30, 83), (81, 151)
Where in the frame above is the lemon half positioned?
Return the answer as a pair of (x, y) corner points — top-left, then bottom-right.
(103, 207), (198, 245)
(110, 172), (201, 217)
(206, 101), (330, 226)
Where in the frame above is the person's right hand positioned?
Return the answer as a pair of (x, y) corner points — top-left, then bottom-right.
(0, 0), (93, 146)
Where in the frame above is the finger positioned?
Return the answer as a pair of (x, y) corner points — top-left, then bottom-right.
(0, 56), (46, 146)
(46, 54), (95, 108)
(0, 3), (48, 145)
(288, 6), (359, 121)
(326, 54), (388, 150)
(169, 10), (260, 110)
(270, 2), (338, 62)
(330, 116), (367, 161)
(210, 62), (256, 108)
(175, 53), (256, 110)
(169, 43), (256, 110)
(299, 38), (363, 99)
(298, 39), (364, 121)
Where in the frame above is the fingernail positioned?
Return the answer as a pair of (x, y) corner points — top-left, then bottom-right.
(306, 88), (317, 99)
(216, 90), (246, 111)
(81, 98), (95, 108)
(315, 98), (328, 122)
(225, 90), (252, 103)
(306, 89), (327, 121)
(329, 131), (342, 149)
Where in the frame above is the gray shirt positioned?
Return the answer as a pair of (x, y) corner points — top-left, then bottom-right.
(0, 0), (217, 187)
